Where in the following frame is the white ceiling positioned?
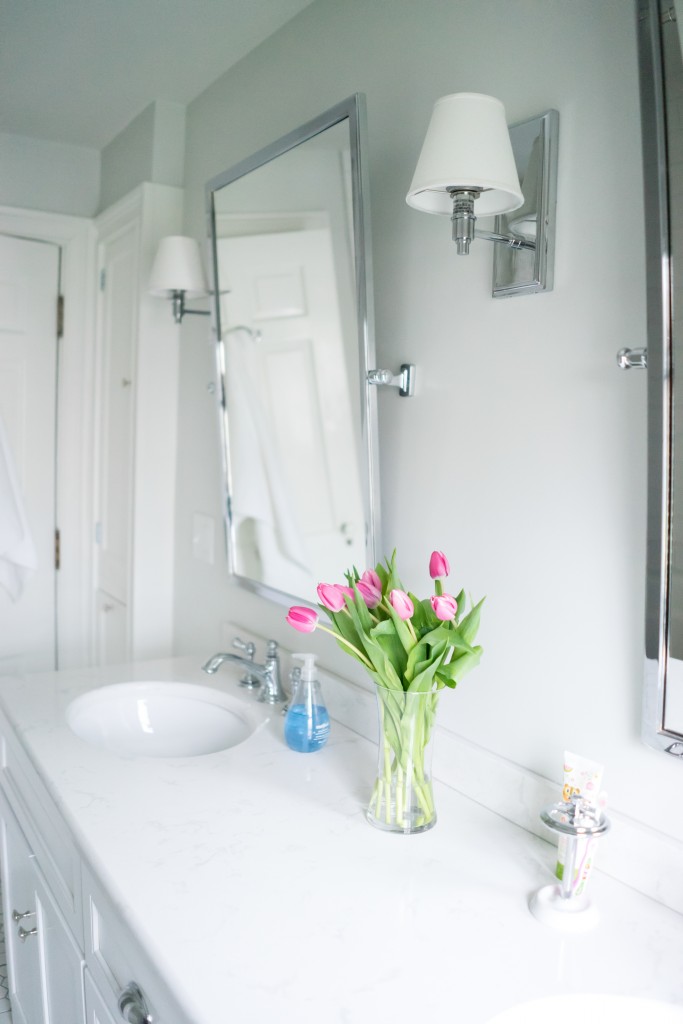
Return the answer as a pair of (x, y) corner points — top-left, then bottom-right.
(0, 0), (316, 150)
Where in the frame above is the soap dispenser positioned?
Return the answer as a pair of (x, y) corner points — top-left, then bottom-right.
(284, 653), (330, 753)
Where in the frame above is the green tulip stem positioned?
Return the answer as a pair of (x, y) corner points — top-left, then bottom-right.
(316, 624), (374, 670)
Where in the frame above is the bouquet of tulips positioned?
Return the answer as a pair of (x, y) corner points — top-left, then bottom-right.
(287, 550), (484, 832)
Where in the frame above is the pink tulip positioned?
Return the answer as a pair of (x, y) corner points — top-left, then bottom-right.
(429, 550), (450, 579)
(431, 593), (457, 621)
(356, 580), (382, 608)
(361, 569), (382, 592)
(286, 606), (319, 633)
(339, 585), (355, 599)
(389, 589), (414, 620)
(317, 583), (347, 612)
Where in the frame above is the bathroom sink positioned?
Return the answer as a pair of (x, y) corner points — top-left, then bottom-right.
(487, 994), (683, 1024)
(66, 682), (258, 757)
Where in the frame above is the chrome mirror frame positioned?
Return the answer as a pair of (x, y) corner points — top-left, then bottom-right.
(205, 94), (380, 608)
(637, 0), (681, 755)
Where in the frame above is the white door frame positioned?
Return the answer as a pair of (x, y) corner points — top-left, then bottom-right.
(0, 206), (96, 669)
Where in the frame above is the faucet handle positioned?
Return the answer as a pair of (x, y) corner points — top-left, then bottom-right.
(265, 639), (279, 659)
(232, 636), (256, 659)
(232, 636), (259, 688)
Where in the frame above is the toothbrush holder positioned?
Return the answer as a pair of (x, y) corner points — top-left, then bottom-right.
(529, 793), (610, 932)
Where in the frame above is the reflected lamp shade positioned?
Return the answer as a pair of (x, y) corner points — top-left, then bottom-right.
(149, 236), (208, 298)
(406, 93), (524, 217)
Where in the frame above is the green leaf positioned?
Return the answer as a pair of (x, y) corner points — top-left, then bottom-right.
(436, 646), (483, 685)
(382, 599), (415, 658)
(371, 619), (408, 680)
(459, 596), (485, 646)
(409, 592), (429, 633)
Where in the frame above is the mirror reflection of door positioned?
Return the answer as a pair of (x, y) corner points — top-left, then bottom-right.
(0, 234), (60, 671)
(219, 224), (365, 594)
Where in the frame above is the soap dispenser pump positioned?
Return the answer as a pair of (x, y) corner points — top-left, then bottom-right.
(284, 653), (330, 753)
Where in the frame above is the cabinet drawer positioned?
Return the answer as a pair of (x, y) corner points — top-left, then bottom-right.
(0, 717), (83, 944)
(83, 865), (189, 1024)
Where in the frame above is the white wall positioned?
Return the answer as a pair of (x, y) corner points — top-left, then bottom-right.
(174, 0), (683, 843)
(0, 132), (100, 216)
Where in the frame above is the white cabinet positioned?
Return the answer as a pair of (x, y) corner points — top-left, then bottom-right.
(94, 183), (184, 665)
(0, 805), (44, 1024)
(0, 797), (85, 1024)
(0, 708), (189, 1024)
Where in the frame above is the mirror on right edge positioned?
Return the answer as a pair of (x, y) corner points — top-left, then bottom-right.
(639, 0), (683, 754)
(206, 94), (380, 607)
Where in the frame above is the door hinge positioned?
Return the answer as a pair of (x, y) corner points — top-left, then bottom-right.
(56, 295), (64, 338)
(54, 529), (61, 571)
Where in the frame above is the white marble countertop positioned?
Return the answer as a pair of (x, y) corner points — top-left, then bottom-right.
(0, 655), (682, 1024)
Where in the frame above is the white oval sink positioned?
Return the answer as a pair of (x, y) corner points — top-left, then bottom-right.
(487, 995), (683, 1024)
(66, 682), (258, 758)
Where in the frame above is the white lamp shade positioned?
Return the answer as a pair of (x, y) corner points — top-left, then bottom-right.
(406, 93), (524, 217)
(149, 235), (208, 297)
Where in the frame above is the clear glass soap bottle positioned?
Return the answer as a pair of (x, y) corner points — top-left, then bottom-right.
(284, 653), (330, 753)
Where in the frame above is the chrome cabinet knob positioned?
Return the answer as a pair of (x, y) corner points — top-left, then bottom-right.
(11, 908), (35, 922)
(118, 982), (153, 1024)
(18, 925), (37, 942)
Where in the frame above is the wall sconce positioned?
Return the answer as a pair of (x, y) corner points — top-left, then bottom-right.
(406, 93), (559, 296)
(149, 235), (211, 323)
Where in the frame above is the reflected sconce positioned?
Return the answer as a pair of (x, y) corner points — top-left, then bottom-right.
(149, 235), (211, 323)
(406, 93), (559, 296)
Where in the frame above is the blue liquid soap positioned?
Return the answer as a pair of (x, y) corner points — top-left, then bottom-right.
(284, 654), (330, 753)
(284, 703), (330, 752)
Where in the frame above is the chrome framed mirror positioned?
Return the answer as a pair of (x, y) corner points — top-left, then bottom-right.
(206, 94), (380, 607)
(638, 0), (683, 755)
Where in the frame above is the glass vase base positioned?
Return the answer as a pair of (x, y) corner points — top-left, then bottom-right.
(365, 775), (437, 835)
(365, 807), (437, 835)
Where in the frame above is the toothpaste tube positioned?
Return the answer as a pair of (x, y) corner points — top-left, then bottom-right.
(555, 751), (604, 886)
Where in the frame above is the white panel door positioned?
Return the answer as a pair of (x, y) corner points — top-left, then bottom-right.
(218, 228), (365, 586)
(0, 235), (59, 671)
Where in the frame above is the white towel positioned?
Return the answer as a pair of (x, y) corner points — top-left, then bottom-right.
(0, 414), (36, 601)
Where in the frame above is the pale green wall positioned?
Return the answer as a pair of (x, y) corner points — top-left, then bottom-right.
(99, 100), (186, 212)
(173, 0), (683, 841)
(0, 132), (100, 215)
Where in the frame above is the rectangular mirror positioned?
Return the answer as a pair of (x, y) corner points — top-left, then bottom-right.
(206, 94), (380, 607)
(638, 0), (683, 755)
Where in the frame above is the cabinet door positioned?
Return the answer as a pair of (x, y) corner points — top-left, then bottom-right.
(83, 970), (117, 1024)
(0, 811), (44, 1024)
(33, 862), (85, 1024)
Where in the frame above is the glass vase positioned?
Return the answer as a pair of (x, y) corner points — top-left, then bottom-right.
(366, 683), (439, 834)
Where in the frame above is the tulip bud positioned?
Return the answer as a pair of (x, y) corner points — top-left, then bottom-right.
(356, 580), (382, 609)
(389, 589), (414, 620)
(361, 569), (382, 592)
(430, 593), (457, 621)
(317, 583), (347, 612)
(286, 606), (319, 633)
(429, 551), (450, 579)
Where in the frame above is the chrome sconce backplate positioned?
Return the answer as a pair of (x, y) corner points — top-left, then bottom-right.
(491, 109), (559, 298)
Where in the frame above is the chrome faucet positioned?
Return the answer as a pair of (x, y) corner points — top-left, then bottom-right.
(202, 639), (287, 704)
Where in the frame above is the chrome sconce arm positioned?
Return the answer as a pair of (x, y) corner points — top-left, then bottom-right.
(449, 188), (538, 257)
(170, 289), (211, 325)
